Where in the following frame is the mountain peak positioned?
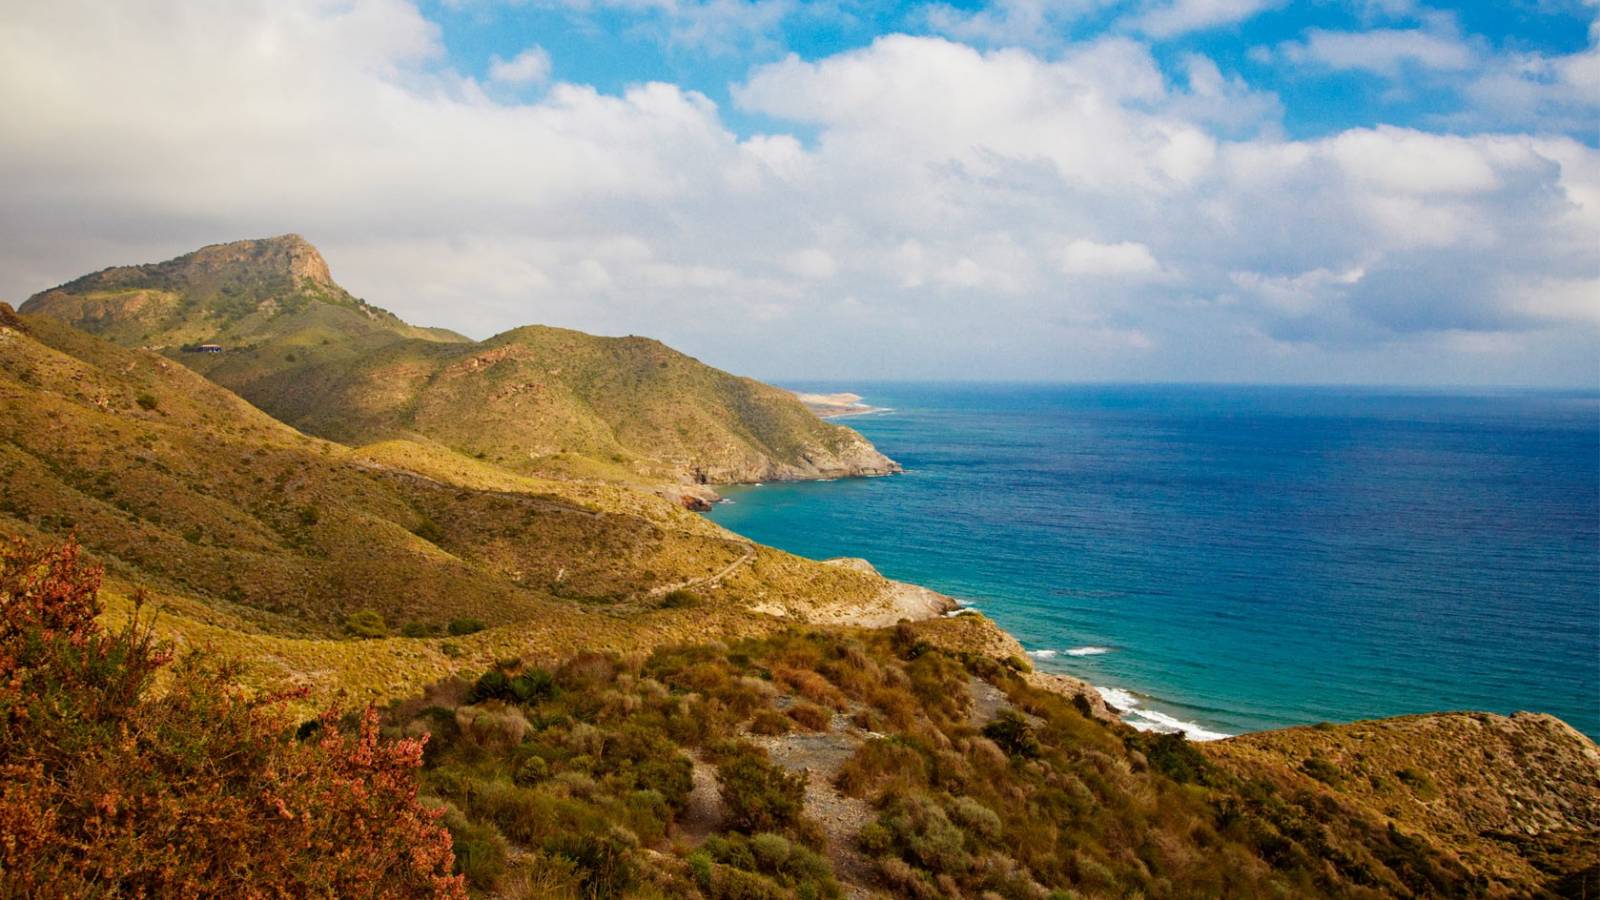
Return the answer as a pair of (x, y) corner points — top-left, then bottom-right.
(187, 234), (333, 287)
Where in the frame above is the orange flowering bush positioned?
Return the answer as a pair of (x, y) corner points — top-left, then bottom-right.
(0, 537), (465, 898)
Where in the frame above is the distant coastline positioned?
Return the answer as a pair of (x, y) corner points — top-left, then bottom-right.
(793, 390), (892, 418)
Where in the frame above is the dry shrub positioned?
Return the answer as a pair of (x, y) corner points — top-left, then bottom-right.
(787, 702), (833, 732)
(773, 666), (845, 710)
(455, 703), (531, 749)
(749, 708), (793, 736)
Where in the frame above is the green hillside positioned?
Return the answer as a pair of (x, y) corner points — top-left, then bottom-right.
(0, 302), (924, 706)
(20, 237), (897, 490)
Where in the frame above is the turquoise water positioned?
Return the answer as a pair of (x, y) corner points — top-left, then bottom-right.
(708, 384), (1600, 740)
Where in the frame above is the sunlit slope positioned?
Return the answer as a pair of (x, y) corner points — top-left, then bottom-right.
(0, 306), (917, 702)
(21, 236), (896, 486)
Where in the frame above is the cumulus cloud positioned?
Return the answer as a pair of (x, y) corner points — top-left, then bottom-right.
(0, 0), (1594, 385)
(489, 46), (552, 84)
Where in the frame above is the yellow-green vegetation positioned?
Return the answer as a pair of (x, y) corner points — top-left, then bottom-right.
(0, 304), (925, 709)
(20, 235), (897, 488)
(392, 624), (1599, 898)
(1206, 711), (1600, 895)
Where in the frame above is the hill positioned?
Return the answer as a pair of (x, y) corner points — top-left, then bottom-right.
(389, 621), (1599, 898)
(0, 302), (936, 706)
(20, 237), (897, 491)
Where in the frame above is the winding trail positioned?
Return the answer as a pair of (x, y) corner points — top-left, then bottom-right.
(647, 541), (757, 597)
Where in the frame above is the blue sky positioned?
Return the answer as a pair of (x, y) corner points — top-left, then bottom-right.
(0, 0), (1596, 385)
(426, 0), (1599, 140)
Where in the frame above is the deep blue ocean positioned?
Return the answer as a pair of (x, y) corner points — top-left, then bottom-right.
(708, 384), (1600, 740)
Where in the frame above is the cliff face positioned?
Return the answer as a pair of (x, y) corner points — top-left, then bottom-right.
(20, 237), (897, 490)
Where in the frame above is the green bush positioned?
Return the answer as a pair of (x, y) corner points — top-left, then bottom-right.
(1134, 731), (1212, 785)
(982, 708), (1040, 758)
(716, 746), (807, 834)
(874, 794), (969, 875)
(1302, 755), (1343, 786)
(442, 808), (507, 889)
(446, 617), (486, 636)
(135, 393), (158, 411)
(343, 608), (387, 638)
(468, 668), (555, 705)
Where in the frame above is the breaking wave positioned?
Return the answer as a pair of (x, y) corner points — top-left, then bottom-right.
(1094, 686), (1231, 742)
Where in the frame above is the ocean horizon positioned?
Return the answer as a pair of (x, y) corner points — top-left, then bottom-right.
(708, 382), (1600, 741)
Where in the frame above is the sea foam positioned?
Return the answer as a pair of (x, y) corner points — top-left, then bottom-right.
(1065, 646), (1112, 656)
(1095, 686), (1231, 742)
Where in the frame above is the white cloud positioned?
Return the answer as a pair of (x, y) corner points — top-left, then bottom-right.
(922, 0), (1119, 47)
(783, 248), (837, 280)
(0, 2), (1594, 385)
(510, 0), (795, 54)
(1127, 0), (1277, 38)
(1061, 240), (1160, 276)
(489, 46), (551, 84)
(1278, 27), (1476, 75)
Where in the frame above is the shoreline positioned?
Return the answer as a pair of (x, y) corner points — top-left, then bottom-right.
(792, 390), (892, 419)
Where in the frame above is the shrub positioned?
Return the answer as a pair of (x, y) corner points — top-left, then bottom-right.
(441, 806), (508, 889)
(135, 392), (158, 411)
(402, 621), (439, 638)
(661, 588), (700, 609)
(875, 794), (970, 875)
(1134, 731), (1211, 785)
(447, 617), (486, 636)
(716, 746), (808, 834)
(788, 702), (833, 732)
(344, 608), (388, 638)
(468, 667), (555, 705)
(1395, 767), (1439, 799)
(1302, 755), (1343, 786)
(948, 796), (1003, 843)
(0, 537), (464, 897)
(982, 709), (1040, 758)
(749, 708), (793, 735)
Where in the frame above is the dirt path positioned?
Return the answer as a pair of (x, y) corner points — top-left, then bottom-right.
(647, 540), (756, 598)
(749, 715), (878, 895)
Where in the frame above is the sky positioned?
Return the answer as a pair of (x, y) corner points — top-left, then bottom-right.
(0, 0), (1596, 386)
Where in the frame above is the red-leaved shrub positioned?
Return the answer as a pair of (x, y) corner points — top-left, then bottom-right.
(0, 537), (466, 898)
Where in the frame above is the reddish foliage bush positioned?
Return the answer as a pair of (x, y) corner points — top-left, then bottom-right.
(0, 537), (465, 898)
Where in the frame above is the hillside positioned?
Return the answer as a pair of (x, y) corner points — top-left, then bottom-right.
(0, 302), (936, 706)
(20, 237), (898, 491)
(388, 620), (1600, 898)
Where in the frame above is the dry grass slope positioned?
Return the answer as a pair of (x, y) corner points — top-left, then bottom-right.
(0, 306), (928, 711)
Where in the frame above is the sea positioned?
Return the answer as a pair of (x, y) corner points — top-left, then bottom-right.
(706, 383), (1600, 741)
